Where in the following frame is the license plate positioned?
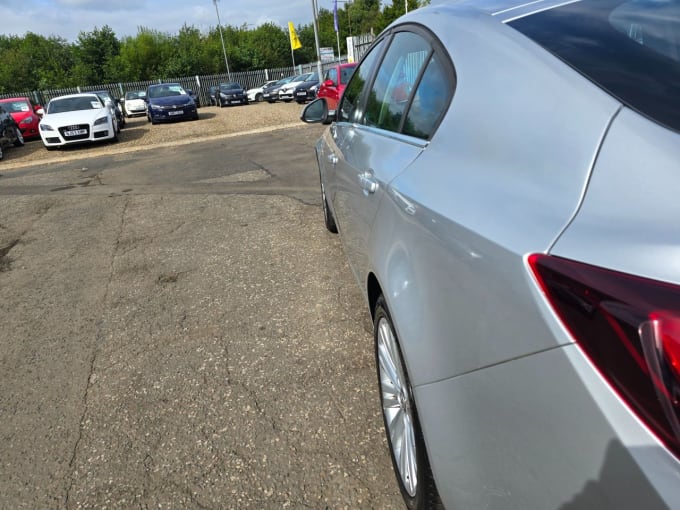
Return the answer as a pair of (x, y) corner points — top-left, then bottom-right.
(296, 91), (306, 96)
(64, 129), (87, 137)
(168, 110), (183, 116)
(230, 100), (241, 104)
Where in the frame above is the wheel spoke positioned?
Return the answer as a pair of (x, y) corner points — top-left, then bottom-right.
(402, 412), (418, 496)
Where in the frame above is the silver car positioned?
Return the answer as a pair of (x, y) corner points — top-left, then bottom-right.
(302, 0), (680, 508)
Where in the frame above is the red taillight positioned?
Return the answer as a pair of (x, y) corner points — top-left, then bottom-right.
(529, 254), (680, 459)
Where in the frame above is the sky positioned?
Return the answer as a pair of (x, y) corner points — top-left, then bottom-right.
(0, 0), (326, 42)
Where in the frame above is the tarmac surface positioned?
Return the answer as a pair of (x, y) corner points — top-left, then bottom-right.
(0, 120), (403, 509)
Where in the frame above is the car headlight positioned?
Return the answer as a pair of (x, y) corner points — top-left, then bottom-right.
(39, 123), (54, 131)
(150, 104), (162, 111)
(20, 116), (34, 124)
(94, 116), (109, 126)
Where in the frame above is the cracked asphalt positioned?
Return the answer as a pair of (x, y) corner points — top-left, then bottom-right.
(0, 122), (403, 508)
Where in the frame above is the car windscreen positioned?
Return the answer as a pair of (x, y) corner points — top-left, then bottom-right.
(220, 83), (241, 90)
(509, 0), (680, 132)
(148, 85), (186, 98)
(125, 91), (145, 100)
(1, 100), (31, 113)
(48, 96), (102, 114)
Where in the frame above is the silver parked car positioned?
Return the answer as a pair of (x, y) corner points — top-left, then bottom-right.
(302, 0), (680, 508)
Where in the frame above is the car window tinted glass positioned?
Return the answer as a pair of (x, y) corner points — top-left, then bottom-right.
(148, 85), (185, 98)
(403, 54), (450, 139)
(2, 100), (30, 113)
(363, 31), (430, 132)
(338, 38), (386, 123)
(510, 0), (680, 131)
(49, 96), (101, 113)
(327, 68), (338, 84)
(340, 65), (357, 84)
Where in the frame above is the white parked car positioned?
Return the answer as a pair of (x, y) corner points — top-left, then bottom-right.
(121, 90), (147, 117)
(278, 73), (315, 102)
(39, 93), (119, 150)
(246, 80), (279, 103)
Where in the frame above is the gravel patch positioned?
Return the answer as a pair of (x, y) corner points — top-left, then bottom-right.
(0, 101), (310, 171)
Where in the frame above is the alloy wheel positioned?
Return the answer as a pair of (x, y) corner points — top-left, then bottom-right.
(377, 316), (418, 497)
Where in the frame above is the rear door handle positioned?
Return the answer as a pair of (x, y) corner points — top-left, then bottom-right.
(327, 153), (338, 165)
(359, 171), (378, 194)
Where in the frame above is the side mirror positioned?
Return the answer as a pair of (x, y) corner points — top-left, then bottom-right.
(300, 98), (334, 124)
(324, 79), (335, 87)
(35, 107), (45, 117)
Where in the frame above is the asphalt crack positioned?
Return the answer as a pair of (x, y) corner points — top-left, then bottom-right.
(0, 238), (20, 272)
(64, 197), (129, 509)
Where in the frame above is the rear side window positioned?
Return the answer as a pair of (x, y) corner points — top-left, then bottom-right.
(510, 0), (680, 131)
(364, 31), (431, 132)
(403, 55), (450, 139)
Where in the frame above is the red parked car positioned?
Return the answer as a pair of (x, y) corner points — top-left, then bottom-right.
(0, 97), (44, 140)
(316, 62), (357, 114)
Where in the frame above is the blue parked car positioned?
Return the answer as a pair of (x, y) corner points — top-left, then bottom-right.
(145, 83), (198, 124)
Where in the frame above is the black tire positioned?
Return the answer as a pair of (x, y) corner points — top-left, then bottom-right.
(320, 181), (337, 233)
(255, 93), (263, 102)
(13, 127), (25, 147)
(0, 145), (3, 160)
(147, 114), (151, 123)
(374, 296), (444, 510)
(218, 98), (223, 108)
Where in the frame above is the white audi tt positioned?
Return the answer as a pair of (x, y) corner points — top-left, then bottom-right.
(39, 93), (119, 150)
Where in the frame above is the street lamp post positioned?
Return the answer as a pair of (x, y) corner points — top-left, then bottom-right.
(310, 0), (324, 81)
(212, 0), (231, 81)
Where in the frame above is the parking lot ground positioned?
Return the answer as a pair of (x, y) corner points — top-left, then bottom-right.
(0, 124), (403, 508)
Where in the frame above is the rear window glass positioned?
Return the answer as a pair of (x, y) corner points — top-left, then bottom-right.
(510, 0), (680, 131)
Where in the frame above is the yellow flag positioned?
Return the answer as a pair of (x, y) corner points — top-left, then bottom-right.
(288, 22), (302, 50)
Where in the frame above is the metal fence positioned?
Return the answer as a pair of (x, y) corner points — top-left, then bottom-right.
(0, 60), (351, 108)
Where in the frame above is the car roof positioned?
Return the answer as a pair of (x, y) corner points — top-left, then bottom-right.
(402, 0), (581, 24)
(50, 93), (100, 101)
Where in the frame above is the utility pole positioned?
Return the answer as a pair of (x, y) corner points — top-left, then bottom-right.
(213, 0), (231, 81)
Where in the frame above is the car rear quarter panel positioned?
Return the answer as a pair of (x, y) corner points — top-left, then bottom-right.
(367, 9), (622, 385)
(550, 107), (680, 285)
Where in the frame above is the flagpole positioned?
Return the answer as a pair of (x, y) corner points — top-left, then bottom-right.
(212, 0), (231, 80)
(311, 0), (323, 81)
(334, 0), (341, 62)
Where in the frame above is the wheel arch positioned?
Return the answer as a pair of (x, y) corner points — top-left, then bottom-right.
(367, 272), (383, 321)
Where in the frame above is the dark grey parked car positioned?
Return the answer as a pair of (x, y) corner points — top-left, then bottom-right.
(302, 0), (680, 509)
(0, 104), (25, 160)
(215, 82), (248, 107)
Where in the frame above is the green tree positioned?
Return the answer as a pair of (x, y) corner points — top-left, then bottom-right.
(0, 33), (74, 92)
(72, 25), (121, 84)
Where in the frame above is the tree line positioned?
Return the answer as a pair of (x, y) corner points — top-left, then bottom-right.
(0, 0), (427, 93)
